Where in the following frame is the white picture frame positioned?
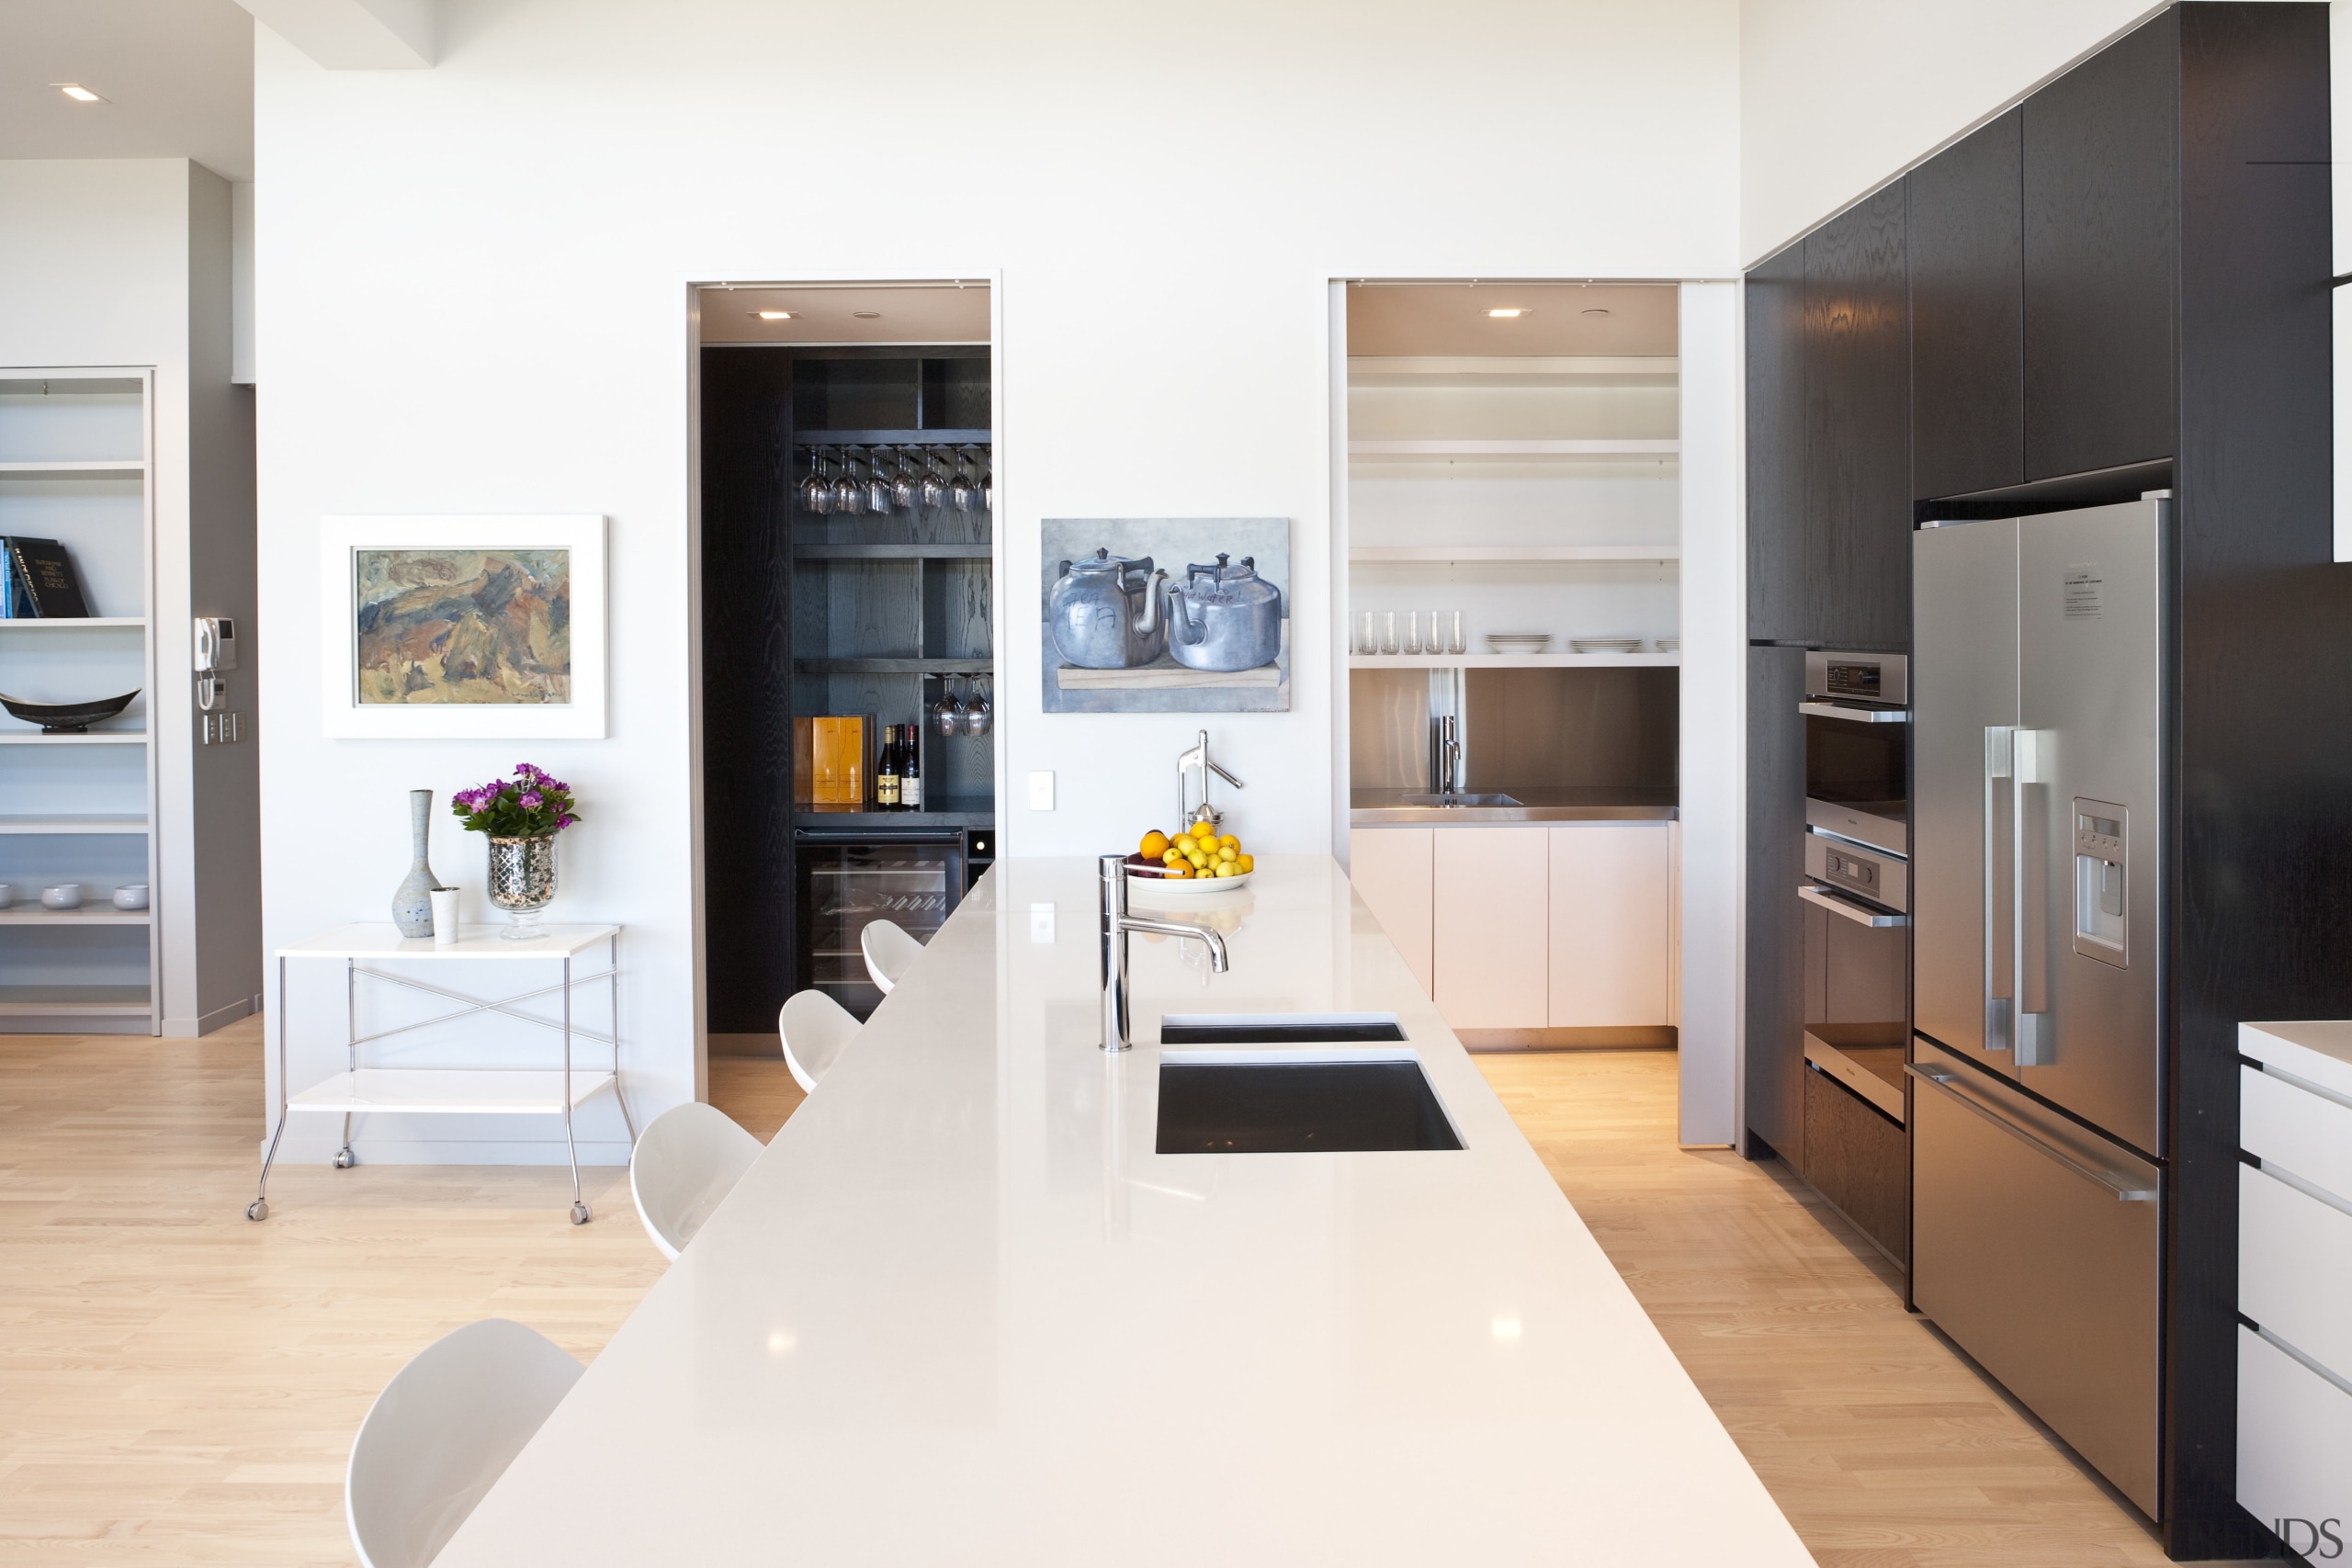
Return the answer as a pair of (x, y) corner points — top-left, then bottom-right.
(319, 514), (607, 739)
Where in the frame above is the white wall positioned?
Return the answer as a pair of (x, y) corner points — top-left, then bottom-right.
(1739, 0), (2165, 264)
(252, 0), (1744, 1157)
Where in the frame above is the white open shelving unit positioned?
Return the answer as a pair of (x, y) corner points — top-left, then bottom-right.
(0, 368), (160, 1032)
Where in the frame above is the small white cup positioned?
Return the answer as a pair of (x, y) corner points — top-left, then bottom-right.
(429, 887), (461, 945)
(112, 884), (149, 910)
(42, 885), (84, 910)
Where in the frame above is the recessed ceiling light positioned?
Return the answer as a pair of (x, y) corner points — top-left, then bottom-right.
(1486, 308), (1527, 319)
(1582, 308), (1612, 317)
(852, 310), (882, 320)
(53, 84), (103, 103)
(754, 310), (793, 321)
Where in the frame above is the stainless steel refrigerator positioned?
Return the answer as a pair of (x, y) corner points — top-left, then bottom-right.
(1911, 497), (2168, 1517)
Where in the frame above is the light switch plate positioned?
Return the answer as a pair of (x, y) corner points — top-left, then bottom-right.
(1027, 771), (1055, 810)
(1029, 904), (1056, 943)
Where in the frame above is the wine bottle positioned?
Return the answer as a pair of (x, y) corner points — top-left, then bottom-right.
(876, 724), (901, 810)
(900, 721), (922, 811)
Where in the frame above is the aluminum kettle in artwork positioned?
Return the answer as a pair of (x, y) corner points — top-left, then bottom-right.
(1166, 554), (1283, 672)
(1048, 547), (1168, 669)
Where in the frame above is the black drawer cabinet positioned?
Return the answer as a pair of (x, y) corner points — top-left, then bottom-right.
(1908, 108), (2023, 502)
(1803, 184), (1911, 650)
(1744, 243), (1806, 642)
(1803, 1062), (1909, 1266)
(2023, 10), (2178, 481)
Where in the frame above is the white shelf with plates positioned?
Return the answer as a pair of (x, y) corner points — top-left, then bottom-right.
(0, 908), (152, 926)
(0, 368), (160, 1033)
(1349, 438), (1679, 460)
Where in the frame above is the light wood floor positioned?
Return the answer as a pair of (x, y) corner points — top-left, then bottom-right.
(0, 1024), (2241, 1565)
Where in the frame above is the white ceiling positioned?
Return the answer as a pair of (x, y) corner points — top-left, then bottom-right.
(1346, 283), (1679, 357)
(697, 284), (992, 346)
(0, 0), (255, 182)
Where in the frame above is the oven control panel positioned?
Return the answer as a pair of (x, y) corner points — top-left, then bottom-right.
(1804, 829), (1908, 914)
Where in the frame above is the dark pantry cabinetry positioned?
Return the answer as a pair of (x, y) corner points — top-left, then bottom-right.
(700, 344), (996, 1036)
(1908, 108), (2023, 502)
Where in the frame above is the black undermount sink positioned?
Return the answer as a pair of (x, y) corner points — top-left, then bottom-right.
(1155, 1054), (1463, 1154)
(1159, 1012), (1407, 1045)
(1399, 793), (1521, 807)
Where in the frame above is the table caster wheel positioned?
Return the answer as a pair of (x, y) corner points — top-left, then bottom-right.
(334, 1146), (356, 1169)
(245, 1200), (268, 1222)
(570, 1201), (592, 1226)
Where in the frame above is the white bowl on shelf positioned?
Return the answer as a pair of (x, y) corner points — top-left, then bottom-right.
(41, 885), (83, 909)
(112, 884), (149, 910)
(1571, 637), (1644, 654)
(1484, 633), (1553, 654)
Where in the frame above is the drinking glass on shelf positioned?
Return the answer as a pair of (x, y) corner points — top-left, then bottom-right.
(1403, 611), (1423, 656)
(866, 449), (894, 513)
(1446, 610), (1466, 656)
(948, 451), (976, 513)
(920, 454), (948, 511)
(1379, 612), (1398, 656)
(892, 449), (921, 512)
(1357, 611), (1377, 655)
(964, 678), (992, 738)
(979, 456), (993, 513)
(932, 677), (965, 739)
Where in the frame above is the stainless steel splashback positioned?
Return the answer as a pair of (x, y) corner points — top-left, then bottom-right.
(1348, 669), (1437, 791)
(1463, 666), (1679, 791)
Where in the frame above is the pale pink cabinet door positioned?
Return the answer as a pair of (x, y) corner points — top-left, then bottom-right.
(1432, 827), (1549, 1029)
(1546, 822), (1672, 1027)
(1349, 829), (1435, 998)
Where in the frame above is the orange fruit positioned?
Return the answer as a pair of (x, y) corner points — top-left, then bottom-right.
(1141, 829), (1170, 860)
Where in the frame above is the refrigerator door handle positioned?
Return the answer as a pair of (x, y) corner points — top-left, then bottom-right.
(1984, 727), (2014, 1051)
(2012, 728), (2052, 1066)
(1906, 1064), (2156, 1201)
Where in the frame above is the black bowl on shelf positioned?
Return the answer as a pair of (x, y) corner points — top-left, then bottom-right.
(0, 690), (140, 734)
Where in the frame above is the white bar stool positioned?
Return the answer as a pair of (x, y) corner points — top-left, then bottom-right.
(629, 1101), (763, 1260)
(860, 918), (926, 995)
(779, 989), (861, 1092)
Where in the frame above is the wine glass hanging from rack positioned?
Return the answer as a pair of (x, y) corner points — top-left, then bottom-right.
(797, 444), (992, 517)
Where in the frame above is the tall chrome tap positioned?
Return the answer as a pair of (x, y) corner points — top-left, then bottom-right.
(1099, 854), (1227, 1051)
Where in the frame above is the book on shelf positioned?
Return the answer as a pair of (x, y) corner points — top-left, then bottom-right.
(0, 538), (91, 618)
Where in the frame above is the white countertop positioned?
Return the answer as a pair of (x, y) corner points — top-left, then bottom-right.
(435, 856), (1811, 1565)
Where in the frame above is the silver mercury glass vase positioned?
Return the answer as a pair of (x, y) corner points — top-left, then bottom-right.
(390, 789), (447, 938)
(486, 834), (557, 941)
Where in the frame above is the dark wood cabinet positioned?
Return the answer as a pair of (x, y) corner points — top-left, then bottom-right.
(1745, 243), (1806, 643)
(1908, 108), (2023, 502)
(1802, 1064), (1909, 1265)
(1743, 647), (1807, 1162)
(2023, 11), (2178, 482)
(1803, 185), (1911, 650)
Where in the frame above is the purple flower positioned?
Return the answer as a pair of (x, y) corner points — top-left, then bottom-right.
(519, 790), (544, 809)
(557, 813), (576, 829)
(514, 762), (541, 780)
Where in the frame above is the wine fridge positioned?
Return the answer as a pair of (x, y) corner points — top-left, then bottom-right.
(794, 829), (970, 1020)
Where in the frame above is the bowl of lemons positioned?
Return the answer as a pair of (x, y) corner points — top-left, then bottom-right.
(1126, 820), (1253, 894)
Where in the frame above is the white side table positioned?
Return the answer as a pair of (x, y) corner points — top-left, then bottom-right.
(249, 923), (628, 1224)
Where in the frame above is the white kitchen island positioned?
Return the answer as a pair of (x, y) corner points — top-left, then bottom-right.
(435, 856), (1812, 1565)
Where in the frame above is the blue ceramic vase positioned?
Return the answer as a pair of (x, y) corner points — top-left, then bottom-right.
(390, 789), (447, 937)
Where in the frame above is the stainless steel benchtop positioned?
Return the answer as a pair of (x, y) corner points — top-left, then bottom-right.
(1350, 788), (1679, 825)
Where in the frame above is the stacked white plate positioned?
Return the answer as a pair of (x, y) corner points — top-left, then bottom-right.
(1656, 638), (1680, 652)
(1571, 637), (1644, 654)
(1485, 632), (1553, 654)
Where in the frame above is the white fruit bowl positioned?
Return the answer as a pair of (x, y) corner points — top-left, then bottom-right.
(1128, 867), (1252, 896)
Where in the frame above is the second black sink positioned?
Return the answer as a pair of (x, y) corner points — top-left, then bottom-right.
(1155, 1055), (1462, 1154)
(1159, 1012), (1406, 1044)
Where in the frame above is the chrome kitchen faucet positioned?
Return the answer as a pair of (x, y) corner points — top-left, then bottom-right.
(1099, 854), (1228, 1051)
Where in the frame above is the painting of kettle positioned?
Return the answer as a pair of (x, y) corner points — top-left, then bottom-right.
(1047, 547), (1167, 669)
(1165, 554), (1283, 672)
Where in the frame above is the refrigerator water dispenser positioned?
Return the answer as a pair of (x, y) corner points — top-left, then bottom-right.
(2072, 799), (2127, 965)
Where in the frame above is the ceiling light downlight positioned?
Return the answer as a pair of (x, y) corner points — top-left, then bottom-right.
(754, 310), (793, 321)
(1486, 308), (1527, 319)
(1582, 308), (1612, 318)
(54, 84), (103, 103)
(852, 310), (882, 320)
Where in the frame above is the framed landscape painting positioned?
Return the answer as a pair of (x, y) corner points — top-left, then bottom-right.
(319, 515), (607, 739)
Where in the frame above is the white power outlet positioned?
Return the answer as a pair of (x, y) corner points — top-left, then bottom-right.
(1027, 770), (1055, 810)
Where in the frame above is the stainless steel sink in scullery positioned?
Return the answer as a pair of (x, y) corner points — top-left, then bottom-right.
(1398, 793), (1521, 808)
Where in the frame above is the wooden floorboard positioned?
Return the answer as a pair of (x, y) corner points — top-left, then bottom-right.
(0, 1025), (2248, 1564)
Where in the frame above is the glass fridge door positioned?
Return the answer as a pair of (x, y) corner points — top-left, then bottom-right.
(797, 837), (961, 1020)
